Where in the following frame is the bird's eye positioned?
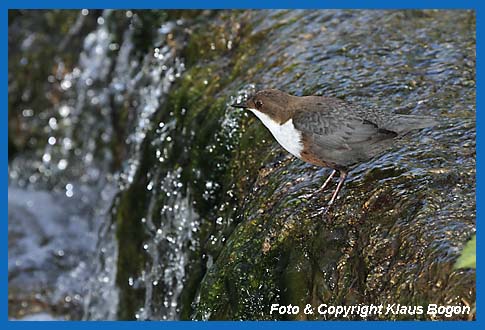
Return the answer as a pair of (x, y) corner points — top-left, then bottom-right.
(255, 100), (263, 109)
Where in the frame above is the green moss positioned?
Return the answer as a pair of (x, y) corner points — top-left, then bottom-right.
(131, 11), (169, 54)
(112, 13), (272, 317)
(115, 143), (152, 319)
(454, 235), (476, 270)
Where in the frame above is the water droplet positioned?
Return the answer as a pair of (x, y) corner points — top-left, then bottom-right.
(60, 79), (72, 90)
(62, 138), (73, 150)
(59, 105), (71, 117)
(58, 159), (68, 170)
(48, 136), (56, 145)
(42, 153), (51, 163)
(65, 183), (74, 197)
(22, 109), (33, 117)
(48, 117), (58, 129)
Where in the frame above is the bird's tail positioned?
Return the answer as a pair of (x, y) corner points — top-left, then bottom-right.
(386, 115), (438, 135)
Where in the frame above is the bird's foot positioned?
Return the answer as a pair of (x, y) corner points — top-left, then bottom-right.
(299, 186), (328, 200)
(299, 191), (317, 200)
(299, 170), (338, 201)
(309, 203), (333, 220)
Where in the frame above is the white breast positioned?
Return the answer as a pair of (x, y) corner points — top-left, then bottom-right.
(248, 109), (303, 158)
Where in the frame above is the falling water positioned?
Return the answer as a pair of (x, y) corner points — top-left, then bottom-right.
(80, 12), (188, 320)
(9, 10), (189, 320)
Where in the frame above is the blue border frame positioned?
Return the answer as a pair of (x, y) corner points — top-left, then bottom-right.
(0, 0), (481, 9)
(3, 0), (479, 328)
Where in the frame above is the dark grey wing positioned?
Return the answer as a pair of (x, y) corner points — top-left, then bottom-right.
(293, 110), (396, 149)
(293, 109), (397, 166)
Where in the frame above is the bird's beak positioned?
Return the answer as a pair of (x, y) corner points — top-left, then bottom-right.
(231, 101), (248, 109)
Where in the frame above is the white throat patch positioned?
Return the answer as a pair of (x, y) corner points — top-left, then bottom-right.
(248, 108), (303, 158)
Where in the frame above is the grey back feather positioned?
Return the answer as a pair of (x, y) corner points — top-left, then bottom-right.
(292, 97), (436, 167)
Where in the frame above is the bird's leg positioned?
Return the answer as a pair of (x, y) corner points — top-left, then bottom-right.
(300, 169), (336, 199)
(310, 170), (348, 219)
(315, 169), (337, 194)
(326, 171), (348, 209)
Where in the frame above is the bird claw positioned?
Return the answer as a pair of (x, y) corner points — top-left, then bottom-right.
(299, 192), (316, 200)
(309, 204), (331, 219)
(299, 188), (328, 200)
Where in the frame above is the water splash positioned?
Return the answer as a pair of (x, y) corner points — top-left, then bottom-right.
(133, 169), (200, 320)
(9, 9), (187, 320)
(81, 13), (186, 320)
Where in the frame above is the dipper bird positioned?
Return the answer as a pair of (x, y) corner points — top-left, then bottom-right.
(232, 89), (436, 211)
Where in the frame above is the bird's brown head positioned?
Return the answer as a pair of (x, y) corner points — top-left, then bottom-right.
(231, 89), (294, 124)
